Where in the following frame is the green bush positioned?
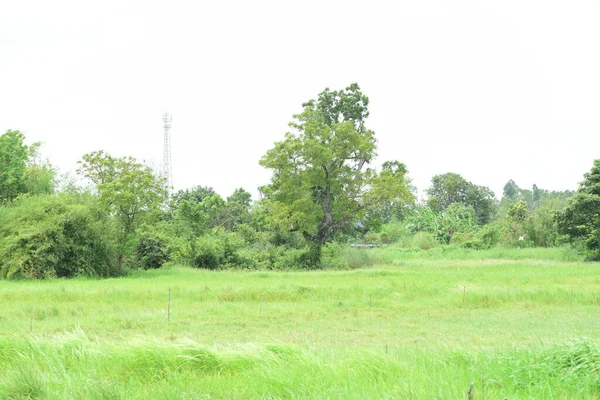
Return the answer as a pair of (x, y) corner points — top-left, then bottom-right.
(0, 195), (118, 279)
(342, 247), (377, 269)
(411, 232), (438, 250)
(380, 221), (411, 245)
(271, 247), (314, 270)
(321, 242), (349, 269)
(136, 234), (170, 269)
(192, 229), (247, 269)
(459, 223), (501, 250)
(450, 230), (477, 246)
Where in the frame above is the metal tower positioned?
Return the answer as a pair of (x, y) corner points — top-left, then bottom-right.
(162, 111), (173, 190)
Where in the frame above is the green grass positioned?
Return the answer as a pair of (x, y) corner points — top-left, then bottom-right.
(1, 247), (599, 399)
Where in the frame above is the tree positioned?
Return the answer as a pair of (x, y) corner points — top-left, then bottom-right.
(507, 200), (529, 222)
(427, 172), (497, 224)
(220, 188), (253, 231)
(23, 142), (56, 196)
(170, 186), (218, 211)
(362, 161), (415, 231)
(557, 160), (600, 260)
(503, 179), (519, 199)
(77, 151), (168, 264)
(0, 130), (29, 202)
(260, 83), (413, 266)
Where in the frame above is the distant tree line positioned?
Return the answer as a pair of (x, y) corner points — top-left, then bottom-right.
(0, 84), (598, 279)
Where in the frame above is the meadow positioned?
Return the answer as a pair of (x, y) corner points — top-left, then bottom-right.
(1, 247), (599, 399)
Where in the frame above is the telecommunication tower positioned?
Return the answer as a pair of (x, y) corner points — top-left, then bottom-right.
(162, 111), (173, 190)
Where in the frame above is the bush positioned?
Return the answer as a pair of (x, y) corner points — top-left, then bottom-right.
(136, 234), (170, 269)
(342, 247), (377, 269)
(450, 230), (477, 245)
(411, 232), (438, 250)
(380, 221), (411, 245)
(0, 195), (118, 279)
(271, 247), (315, 270)
(321, 242), (349, 269)
(192, 229), (247, 269)
(458, 223), (501, 250)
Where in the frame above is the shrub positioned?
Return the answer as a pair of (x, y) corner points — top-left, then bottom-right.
(321, 242), (349, 269)
(411, 232), (438, 250)
(379, 221), (411, 245)
(192, 229), (247, 269)
(193, 235), (225, 270)
(343, 247), (377, 269)
(0, 195), (118, 279)
(272, 247), (314, 270)
(136, 234), (170, 269)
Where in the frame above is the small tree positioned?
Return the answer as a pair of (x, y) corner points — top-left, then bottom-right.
(23, 142), (56, 196)
(557, 160), (600, 260)
(427, 172), (497, 224)
(77, 151), (168, 265)
(0, 130), (29, 202)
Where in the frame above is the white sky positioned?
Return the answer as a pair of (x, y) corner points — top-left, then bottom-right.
(1, 0), (599, 200)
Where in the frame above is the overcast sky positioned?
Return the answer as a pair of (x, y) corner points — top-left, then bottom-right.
(1, 0), (599, 200)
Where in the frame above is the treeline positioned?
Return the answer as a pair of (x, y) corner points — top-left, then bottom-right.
(1, 84), (598, 279)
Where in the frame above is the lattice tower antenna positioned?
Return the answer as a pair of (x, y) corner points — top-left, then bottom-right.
(162, 111), (173, 190)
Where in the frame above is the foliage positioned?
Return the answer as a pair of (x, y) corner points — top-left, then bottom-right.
(136, 233), (170, 269)
(0, 195), (118, 279)
(260, 83), (413, 266)
(362, 161), (415, 230)
(362, 218), (412, 245)
(192, 229), (248, 270)
(170, 185), (218, 209)
(507, 200), (528, 222)
(557, 160), (600, 260)
(407, 204), (476, 244)
(457, 223), (501, 249)
(523, 199), (567, 247)
(77, 151), (168, 264)
(78, 151), (167, 235)
(427, 172), (497, 224)
(0, 130), (29, 202)
(500, 179), (574, 216)
(23, 142), (56, 196)
(411, 231), (438, 250)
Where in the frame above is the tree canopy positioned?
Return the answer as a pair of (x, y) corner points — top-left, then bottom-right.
(0, 130), (29, 202)
(557, 160), (600, 260)
(427, 172), (496, 224)
(260, 83), (413, 264)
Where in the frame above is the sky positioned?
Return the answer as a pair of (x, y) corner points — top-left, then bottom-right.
(1, 0), (599, 201)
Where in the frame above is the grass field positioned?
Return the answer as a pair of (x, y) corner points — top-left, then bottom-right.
(1, 247), (599, 399)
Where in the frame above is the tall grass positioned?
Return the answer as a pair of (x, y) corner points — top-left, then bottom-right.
(372, 245), (584, 263)
(1, 334), (599, 399)
(0, 250), (599, 398)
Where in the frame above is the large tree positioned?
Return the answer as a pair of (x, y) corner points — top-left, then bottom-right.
(427, 172), (497, 224)
(557, 160), (600, 260)
(260, 83), (413, 265)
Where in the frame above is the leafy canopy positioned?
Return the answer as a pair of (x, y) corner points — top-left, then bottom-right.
(77, 151), (168, 236)
(427, 172), (496, 224)
(260, 83), (413, 252)
(557, 160), (600, 260)
(0, 130), (29, 202)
